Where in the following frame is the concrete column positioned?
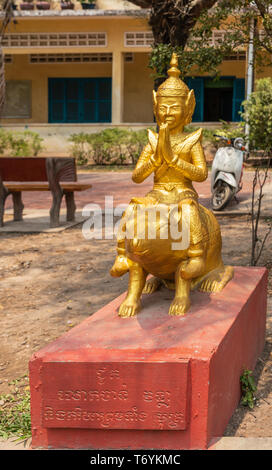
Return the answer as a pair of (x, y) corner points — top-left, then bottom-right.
(111, 50), (124, 124)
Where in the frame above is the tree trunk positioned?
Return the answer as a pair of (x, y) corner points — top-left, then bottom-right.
(0, 0), (14, 114)
(0, 47), (5, 114)
(149, 0), (218, 47)
(149, 1), (189, 47)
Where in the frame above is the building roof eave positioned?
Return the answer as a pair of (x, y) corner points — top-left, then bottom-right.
(0, 9), (150, 19)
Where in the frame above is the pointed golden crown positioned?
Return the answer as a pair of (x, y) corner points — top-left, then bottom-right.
(156, 53), (189, 98)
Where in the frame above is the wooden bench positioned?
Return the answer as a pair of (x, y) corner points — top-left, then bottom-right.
(0, 157), (92, 228)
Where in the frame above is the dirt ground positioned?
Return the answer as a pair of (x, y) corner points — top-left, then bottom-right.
(0, 214), (271, 438)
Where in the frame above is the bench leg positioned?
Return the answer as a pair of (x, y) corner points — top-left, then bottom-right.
(50, 188), (63, 228)
(12, 192), (24, 222)
(65, 192), (76, 222)
(0, 184), (8, 227)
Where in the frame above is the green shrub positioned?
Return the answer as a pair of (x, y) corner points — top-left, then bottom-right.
(87, 128), (130, 165)
(8, 133), (31, 157)
(69, 125), (228, 166)
(0, 129), (44, 157)
(241, 77), (272, 152)
(206, 120), (245, 147)
(128, 129), (150, 165)
(0, 128), (10, 154)
(69, 128), (150, 166)
(24, 131), (44, 156)
(69, 132), (92, 165)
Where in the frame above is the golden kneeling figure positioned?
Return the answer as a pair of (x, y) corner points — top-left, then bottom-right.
(110, 53), (233, 317)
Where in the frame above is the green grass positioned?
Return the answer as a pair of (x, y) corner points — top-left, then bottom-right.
(0, 375), (31, 440)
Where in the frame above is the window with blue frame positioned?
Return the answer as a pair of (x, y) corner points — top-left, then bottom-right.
(48, 78), (112, 123)
(184, 77), (245, 122)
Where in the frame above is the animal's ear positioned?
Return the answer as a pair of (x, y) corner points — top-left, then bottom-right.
(152, 90), (157, 118)
(185, 89), (196, 125)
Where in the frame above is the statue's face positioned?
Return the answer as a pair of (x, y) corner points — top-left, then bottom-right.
(156, 96), (186, 130)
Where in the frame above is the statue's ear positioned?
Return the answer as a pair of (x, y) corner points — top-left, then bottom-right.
(185, 89), (196, 125)
(152, 90), (157, 118)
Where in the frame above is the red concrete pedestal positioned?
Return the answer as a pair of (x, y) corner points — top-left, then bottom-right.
(29, 266), (267, 450)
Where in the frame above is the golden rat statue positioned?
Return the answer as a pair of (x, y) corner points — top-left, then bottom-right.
(110, 53), (233, 317)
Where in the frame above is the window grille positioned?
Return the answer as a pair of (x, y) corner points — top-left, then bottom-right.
(30, 53), (112, 63)
(4, 54), (12, 63)
(124, 52), (133, 62)
(124, 32), (153, 47)
(195, 30), (245, 51)
(29, 52), (133, 64)
(212, 30), (226, 45)
(2, 32), (107, 48)
(224, 52), (246, 61)
(191, 30), (226, 47)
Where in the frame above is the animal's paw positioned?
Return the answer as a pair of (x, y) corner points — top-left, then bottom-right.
(198, 279), (220, 293)
(110, 255), (129, 277)
(118, 299), (141, 318)
(143, 277), (161, 294)
(168, 296), (190, 316)
(198, 265), (234, 293)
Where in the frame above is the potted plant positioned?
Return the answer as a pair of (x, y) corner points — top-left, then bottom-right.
(20, 0), (34, 10)
(60, 0), (75, 9)
(80, 0), (95, 10)
(36, 0), (51, 10)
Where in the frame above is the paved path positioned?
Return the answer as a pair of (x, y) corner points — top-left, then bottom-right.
(4, 169), (272, 214)
(1, 436), (272, 450)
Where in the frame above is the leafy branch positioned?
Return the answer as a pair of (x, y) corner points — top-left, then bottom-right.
(143, 1), (272, 83)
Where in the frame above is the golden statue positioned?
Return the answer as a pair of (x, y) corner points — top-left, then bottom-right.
(110, 53), (233, 317)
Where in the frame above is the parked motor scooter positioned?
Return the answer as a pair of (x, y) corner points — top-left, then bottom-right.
(211, 135), (246, 211)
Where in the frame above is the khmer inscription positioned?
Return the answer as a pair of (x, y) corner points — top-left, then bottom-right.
(41, 361), (189, 430)
(57, 386), (128, 402)
(43, 406), (185, 429)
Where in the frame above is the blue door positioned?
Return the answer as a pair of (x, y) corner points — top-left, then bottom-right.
(185, 77), (245, 122)
(48, 78), (112, 123)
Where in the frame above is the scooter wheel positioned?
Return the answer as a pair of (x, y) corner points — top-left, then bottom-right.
(212, 181), (233, 211)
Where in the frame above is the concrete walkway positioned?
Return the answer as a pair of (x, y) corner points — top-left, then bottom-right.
(1, 436), (272, 450)
(1, 169), (272, 233)
(0, 209), (88, 233)
(0, 170), (265, 213)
